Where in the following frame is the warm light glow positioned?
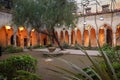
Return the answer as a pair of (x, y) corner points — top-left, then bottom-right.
(100, 26), (104, 29)
(117, 26), (120, 29)
(32, 29), (35, 32)
(74, 27), (77, 30)
(19, 27), (24, 31)
(5, 26), (11, 30)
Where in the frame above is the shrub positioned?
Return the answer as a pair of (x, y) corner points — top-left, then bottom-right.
(62, 42), (71, 49)
(74, 43), (81, 50)
(4, 45), (23, 53)
(0, 55), (38, 80)
(32, 45), (45, 49)
(13, 70), (42, 80)
(112, 62), (120, 78)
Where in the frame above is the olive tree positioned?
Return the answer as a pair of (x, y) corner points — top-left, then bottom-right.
(12, 0), (77, 50)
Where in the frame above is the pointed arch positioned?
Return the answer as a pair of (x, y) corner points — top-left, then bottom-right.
(30, 30), (38, 46)
(40, 30), (48, 46)
(60, 31), (64, 44)
(71, 30), (75, 45)
(98, 28), (105, 46)
(65, 31), (69, 44)
(90, 28), (97, 47)
(17, 27), (28, 48)
(84, 30), (89, 47)
(0, 26), (14, 47)
(104, 24), (113, 46)
(77, 29), (82, 45)
(116, 26), (120, 46)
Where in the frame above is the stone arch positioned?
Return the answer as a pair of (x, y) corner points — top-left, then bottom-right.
(30, 30), (38, 46)
(104, 24), (113, 46)
(77, 29), (82, 45)
(40, 31), (48, 46)
(98, 27), (105, 46)
(60, 31), (64, 44)
(90, 28), (97, 47)
(0, 26), (14, 46)
(65, 31), (69, 44)
(116, 25), (120, 46)
(71, 30), (75, 45)
(17, 27), (28, 48)
(83, 30), (89, 47)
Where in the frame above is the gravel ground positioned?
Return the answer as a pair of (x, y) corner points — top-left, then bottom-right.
(0, 51), (101, 80)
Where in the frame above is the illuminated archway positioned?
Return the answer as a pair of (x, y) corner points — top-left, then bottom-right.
(65, 31), (69, 44)
(60, 31), (64, 44)
(90, 28), (97, 47)
(40, 31), (48, 46)
(116, 26), (120, 46)
(17, 27), (28, 48)
(83, 30), (89, 47)
(98, 27), (105, 46)
(77, 29), (82, 45)
(71, 30), (75, 45)
(0, 26), (14, 47)
(30, 29), (38, 46)
(104, 24), (113, 46)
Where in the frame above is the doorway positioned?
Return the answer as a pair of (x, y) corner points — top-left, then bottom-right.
(24, 38), (27, 47)
(106, 29), (112, 46)
(10, 35), (14, 45)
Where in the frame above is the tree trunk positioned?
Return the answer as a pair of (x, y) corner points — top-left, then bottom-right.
(52, 29), (64, 50)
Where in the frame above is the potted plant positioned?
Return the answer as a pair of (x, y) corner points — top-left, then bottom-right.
(47, 43), (56, 52)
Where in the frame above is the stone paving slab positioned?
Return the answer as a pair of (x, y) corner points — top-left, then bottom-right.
(31, 48), (100, 56)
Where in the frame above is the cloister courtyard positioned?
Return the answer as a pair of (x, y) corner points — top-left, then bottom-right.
(1, 0), (120, 80)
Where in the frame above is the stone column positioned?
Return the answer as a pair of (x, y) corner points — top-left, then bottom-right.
(113, 32), (116, 47)
(13, 27), (17, 47)
(27, 28), (32, 47)
(88, 29), (91, 47)
(68, 33), (71, 45)
(74, 29), (77, 44)
(104, 28), (107, 44)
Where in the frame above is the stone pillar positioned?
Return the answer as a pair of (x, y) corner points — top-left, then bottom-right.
(63, 30), (65, 43)
(74, 29), (77, 44)
(88, 30), (91, 47)
(13, 27), (17, 47)
(69, 33), (71, 45)
(113, 32), (116, 47)
(27, 28), (32, 47)
(104, 28), (107, 44)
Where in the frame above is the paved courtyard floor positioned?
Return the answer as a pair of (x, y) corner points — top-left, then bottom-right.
(0, 49), (102, 80)
(32, 48), (100, 56)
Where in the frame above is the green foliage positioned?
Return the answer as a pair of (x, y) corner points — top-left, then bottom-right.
(74, 43), (81, 50)
(112, 62), (120, 78)
(101, 44), (120, 62)
(12, 0), (77, 29)
(0, 55), (38, 79)
(62, 42), (71, 49)
(4, 45), (23, 53)
(32, 45), (45, 49)
(13, 70), (42, 80)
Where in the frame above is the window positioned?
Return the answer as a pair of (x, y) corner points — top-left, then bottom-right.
(85, 7), (91, 14)
(102, 4), (109, 12)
